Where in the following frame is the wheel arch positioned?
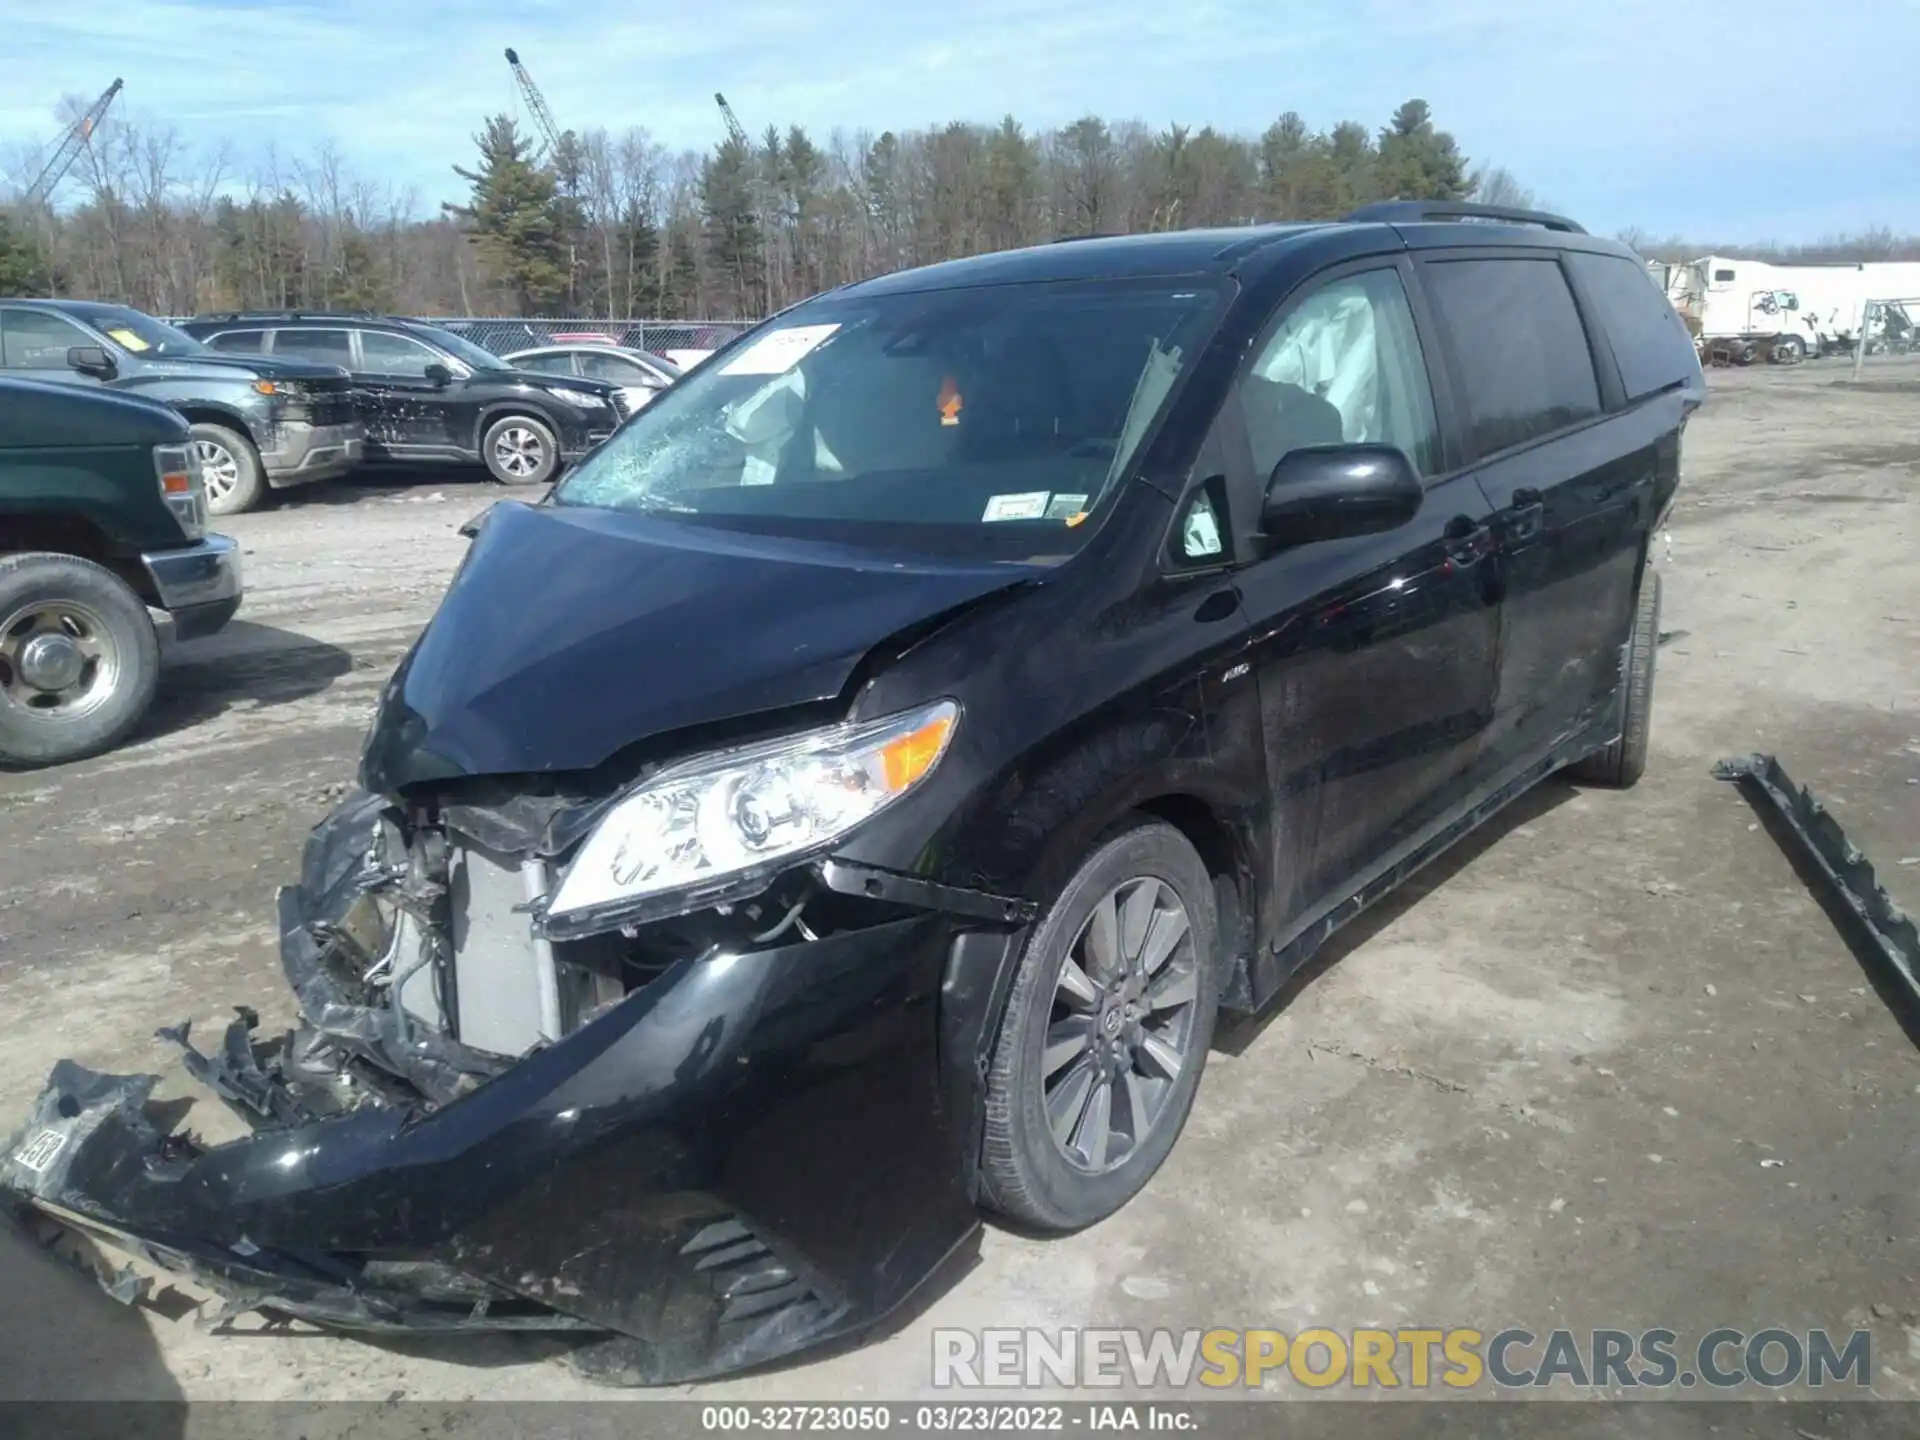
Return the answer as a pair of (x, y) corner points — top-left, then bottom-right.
(473, 401), (562, 454)
(0, 516), (155, 602)
(174, 404), (261, 447)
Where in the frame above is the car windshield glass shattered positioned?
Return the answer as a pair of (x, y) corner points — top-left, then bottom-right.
(92, 307), (208, 358)
(551, 278), (1227, 558)
(411, 323), (512, 371)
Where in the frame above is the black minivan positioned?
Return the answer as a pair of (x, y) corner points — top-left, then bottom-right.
(3, 203), (1705, 1384)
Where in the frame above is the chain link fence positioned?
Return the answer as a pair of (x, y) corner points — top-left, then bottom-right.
(423, 318), (758, 365)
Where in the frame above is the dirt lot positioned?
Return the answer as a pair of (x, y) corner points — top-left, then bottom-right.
(1, 363), (1917, 1409)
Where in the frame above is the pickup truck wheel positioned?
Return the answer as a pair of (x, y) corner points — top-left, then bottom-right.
(0, 553), (160, 768)
(979, 821), (1221, 1232)
(190, 423), (265, 517)
(1568, 568), (1660, 789)
(482, 414), (559, 486)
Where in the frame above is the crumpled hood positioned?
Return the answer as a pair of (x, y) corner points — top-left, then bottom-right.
(360, 501), (1040, 790)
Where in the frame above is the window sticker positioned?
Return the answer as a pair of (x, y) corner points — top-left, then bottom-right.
(106, 328), (150, 352)
(718, 323), (840, 376)
(1044, 493), (1088, 519)
(938, 375), (963, 426)
(982, 491), (1051, 522)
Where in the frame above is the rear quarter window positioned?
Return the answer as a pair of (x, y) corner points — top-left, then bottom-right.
(1567, 252), (1700, 402)
(1423, 257), (1602, 461)
(207, 330), (265, 354)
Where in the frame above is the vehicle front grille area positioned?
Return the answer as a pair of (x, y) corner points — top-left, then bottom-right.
(680, 1217), (832, 1330)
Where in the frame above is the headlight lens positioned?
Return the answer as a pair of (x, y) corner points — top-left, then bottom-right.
(545, 387), (608, 409)
(547, 699), (958, 920)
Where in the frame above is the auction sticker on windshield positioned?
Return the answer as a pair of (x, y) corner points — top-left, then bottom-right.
(720, 323), (840, 376)
(107, 328), (150, 352)
(983, 492), (1052, 522)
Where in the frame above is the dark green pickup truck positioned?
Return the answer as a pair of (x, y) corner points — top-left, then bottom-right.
(0, 375), (243, 767)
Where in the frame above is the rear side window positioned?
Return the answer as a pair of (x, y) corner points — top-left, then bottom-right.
(1424, 258), (1600, 461)
(272, 328), (352, 365)
(207, 330), (264, 354)
(1567, 252), (1699, 402)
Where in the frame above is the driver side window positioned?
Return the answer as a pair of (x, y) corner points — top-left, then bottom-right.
(1240, 268), (1440, 483)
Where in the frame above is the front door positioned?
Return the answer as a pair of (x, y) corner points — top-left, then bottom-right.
(1220, 262), (1501, 928)
(0, 307), (104, 389)
(352, 330), (461, 454)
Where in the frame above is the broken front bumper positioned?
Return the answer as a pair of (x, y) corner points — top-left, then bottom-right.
(1, 796), (1026, 1384)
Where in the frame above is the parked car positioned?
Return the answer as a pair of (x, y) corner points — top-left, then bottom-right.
(176, 312), (631, 486)
(2, 203), (1703, 1381)
(0, 376), (242, 766)
(503, 343), (683, 412)
(0, 299), (361, 517)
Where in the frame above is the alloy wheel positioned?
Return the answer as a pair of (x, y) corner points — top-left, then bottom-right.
(493, 425), (548, 479)
(1042, 876), (1201, 1175)
(193, 438), (240, 507)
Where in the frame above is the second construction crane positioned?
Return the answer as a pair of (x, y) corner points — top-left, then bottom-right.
(24, 78), (123, 207)
(504, 48), (563, 159)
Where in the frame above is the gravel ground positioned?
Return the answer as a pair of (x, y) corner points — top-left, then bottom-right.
(1, 363), (1917, 1414)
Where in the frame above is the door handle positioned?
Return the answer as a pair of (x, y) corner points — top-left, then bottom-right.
(1506, 487), (1545, 542)
(1444, 514), (1492, 564)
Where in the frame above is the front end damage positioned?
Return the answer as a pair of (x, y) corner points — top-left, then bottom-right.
(1, 788), (1033, 1384)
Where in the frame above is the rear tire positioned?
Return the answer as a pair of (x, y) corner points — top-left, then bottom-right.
(1568, 568), (1660, 789)
(980, 820), (1220, 1232)
(190, 422), (265, 517)
(482, 414), (559, 486)
(0, 553), (160, 768)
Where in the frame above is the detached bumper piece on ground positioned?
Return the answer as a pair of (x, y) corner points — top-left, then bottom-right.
(1714, 752), (1920, 1018)
(0, 790), (1034, 1385)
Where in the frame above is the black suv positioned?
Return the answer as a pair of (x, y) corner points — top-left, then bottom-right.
(176, 312), (630, 487)
(0, 299), (361, 517)
(4, 204), (1704, 1382)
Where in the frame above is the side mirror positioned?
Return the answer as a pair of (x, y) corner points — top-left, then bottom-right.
(423, 363), (453, 387)
(1259, 445), (1424, 546)
(67, 345), (115, 379)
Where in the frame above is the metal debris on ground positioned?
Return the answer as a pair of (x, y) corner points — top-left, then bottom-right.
(1713, 752), (1920, 1022)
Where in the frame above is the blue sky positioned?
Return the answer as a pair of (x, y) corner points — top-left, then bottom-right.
(3, 0), (1917, 241)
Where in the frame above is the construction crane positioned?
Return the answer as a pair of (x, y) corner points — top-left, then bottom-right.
(504, 48), (562, 160)
(714, 93), (750, 150)
(24, 78), (123, 207)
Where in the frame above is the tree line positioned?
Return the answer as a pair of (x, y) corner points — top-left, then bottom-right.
(2, 92), (1914, 322)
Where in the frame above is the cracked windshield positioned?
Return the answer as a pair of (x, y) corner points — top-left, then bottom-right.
(554, 281), (1223, 555)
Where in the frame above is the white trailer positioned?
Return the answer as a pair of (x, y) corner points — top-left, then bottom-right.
(1665, 256), (1920, 364)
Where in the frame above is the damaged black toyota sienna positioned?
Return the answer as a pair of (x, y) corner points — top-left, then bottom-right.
(2, 203), (1704, 1384)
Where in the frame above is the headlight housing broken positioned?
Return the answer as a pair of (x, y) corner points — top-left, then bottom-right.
(547, 699), (959, 922)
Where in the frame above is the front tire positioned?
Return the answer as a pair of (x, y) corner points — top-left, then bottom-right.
(482, 414), (560, 486)
(190, 422), (265, 517)
(1568, 568), (1660, 788)
(0, 553), (160, 768)
(980, 820), (1220, 1231)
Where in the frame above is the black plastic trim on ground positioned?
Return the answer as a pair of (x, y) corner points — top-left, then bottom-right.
(1713, 751), (1920, 1024)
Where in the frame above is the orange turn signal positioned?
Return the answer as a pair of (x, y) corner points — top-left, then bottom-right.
(251, 380), (279, 395)
(879, 713), (954, 792)
(160, 471), (192, 494)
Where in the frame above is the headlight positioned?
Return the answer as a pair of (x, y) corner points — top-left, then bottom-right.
(547, 699), (959, 921)
(545, 387), (608, 409)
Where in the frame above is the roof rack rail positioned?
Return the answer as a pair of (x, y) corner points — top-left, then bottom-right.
(187, 309), (382, 323)
(1341, 201), (1587, 235)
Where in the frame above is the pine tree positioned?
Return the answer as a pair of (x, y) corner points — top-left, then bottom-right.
(445, 116), (569, 313)
(701, 134), (763, 316)
(0, 208), (52, 295)
(1375, 100), (1470, 202)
